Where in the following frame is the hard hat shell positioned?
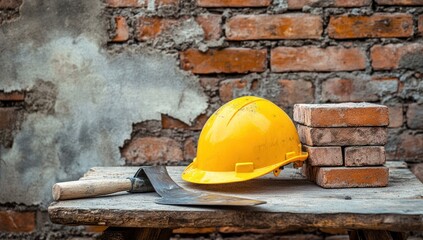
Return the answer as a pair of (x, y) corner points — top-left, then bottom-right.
(182, 96), (308, 184)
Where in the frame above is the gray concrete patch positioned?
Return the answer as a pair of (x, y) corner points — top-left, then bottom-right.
(0, 0), (207, 207)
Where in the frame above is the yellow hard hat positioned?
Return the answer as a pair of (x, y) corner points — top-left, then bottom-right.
(182, 96), (308, 184)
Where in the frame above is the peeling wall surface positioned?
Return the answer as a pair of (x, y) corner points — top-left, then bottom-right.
(0, 0), (207, 207)
(1, 0), (423, 238)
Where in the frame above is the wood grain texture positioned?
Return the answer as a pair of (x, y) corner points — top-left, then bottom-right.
(48, 162), (423, 231)
(52, 179), (132, 200)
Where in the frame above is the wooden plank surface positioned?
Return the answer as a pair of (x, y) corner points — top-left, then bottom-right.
(48, 162), (423, 231)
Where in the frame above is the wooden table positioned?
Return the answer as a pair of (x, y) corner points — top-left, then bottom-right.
(48, 161), (423, 240)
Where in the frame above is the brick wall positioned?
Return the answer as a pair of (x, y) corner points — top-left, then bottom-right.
(1, 0), (422, 238)
(107, 0), (423, 166)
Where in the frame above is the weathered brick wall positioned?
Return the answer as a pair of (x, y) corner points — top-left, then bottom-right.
(108, 0), (423, 166)
(0, 0), (422, 238)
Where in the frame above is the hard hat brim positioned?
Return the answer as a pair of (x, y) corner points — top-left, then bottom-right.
(181, 153), (308, 184)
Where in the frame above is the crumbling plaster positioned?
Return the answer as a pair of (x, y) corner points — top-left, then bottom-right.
(0, 0), (208, 207)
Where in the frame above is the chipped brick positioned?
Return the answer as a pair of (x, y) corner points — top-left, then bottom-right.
(328, 14), (413, 39)
(226, 14), (322, 40)
(293, 103), (389, 127)
(297, 125), (388, 146)
(271, 46), (366, 72)
(181, 48), (267, 74)
(304, 146), (343, 166)
(314, 166), (389, 188)
(344, 146), (386, 166)
(371, 43), (423, 70)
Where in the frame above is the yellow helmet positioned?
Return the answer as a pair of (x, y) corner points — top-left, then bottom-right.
(182, 96), (308, 184)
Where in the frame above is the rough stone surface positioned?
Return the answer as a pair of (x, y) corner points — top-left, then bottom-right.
(344, 146), (386, 166)
(303, 146), (343, 166)
(0, 210), (36, 232)
(181, 48), (267, 74)
(406, 103), (423, 129)
(0, 0), (207, 207)
(328, 13), (413, 39)
(313, 166), (389, 188)
(419, 15), (423, 35)
(293, 103), (389, 127)
(297, 125), (388, 146)
(271, 46), (366, 72)
(321, 77), (398, 102)
(371, 43), (423, 71)
(226, 14), (323, 40)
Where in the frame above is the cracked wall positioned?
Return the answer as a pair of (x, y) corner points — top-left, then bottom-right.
(0, 0), (207, 207)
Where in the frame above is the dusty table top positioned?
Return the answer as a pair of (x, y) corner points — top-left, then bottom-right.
(48, 161), (423, 231)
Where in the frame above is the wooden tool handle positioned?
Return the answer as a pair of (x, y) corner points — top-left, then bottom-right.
(52, 179), (132, 200)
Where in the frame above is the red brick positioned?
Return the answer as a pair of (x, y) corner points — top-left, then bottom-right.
(297, 125), (388, 146)
(121, 137), (183, 165)
(321, 78), (398, 102)
(313, 166), (389, 188)
(328, 14), (413, 39)
(0, 0), (22, 9)
(0, 210), (35, 232)
(406, 103), (423, 129)
(184, 137), (197, 161)
(388, 104), (403, 128)
(111, 16), (129, 42)
(0, 108), (19, 130)
(419, 15), (423, 35)
(371, 43), (423, 70)
(344, 146), (386, 166)
(278, 80), (314, 106)
(197, 0), (271, 7)
(219, 79), (248, 102)
(161, 114), (207, 130)
(387, 131), (423, 161)
(106, 0), (178, 7)
(303, 146), (343, 166)
(181, 48), (267, 74)
(226, 14), (322, 40)
(271, 46), (366, 72)
(0, 91), (25, 101)
(196, 14), (221, 41)
(287, 0), (371, 9)
(136, 17), (178, 41)
(375, 0), (423, 5)
(106, 0), (145, 7)
(293, 103), (389, 127)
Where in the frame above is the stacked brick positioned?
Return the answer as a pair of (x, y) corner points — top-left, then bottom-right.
(294, 103), (390, 188)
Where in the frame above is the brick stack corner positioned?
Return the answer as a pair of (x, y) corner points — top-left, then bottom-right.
(294, 103), (389, 188)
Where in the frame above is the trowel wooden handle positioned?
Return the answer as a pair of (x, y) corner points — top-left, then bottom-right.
(52, 179), (132, 200)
